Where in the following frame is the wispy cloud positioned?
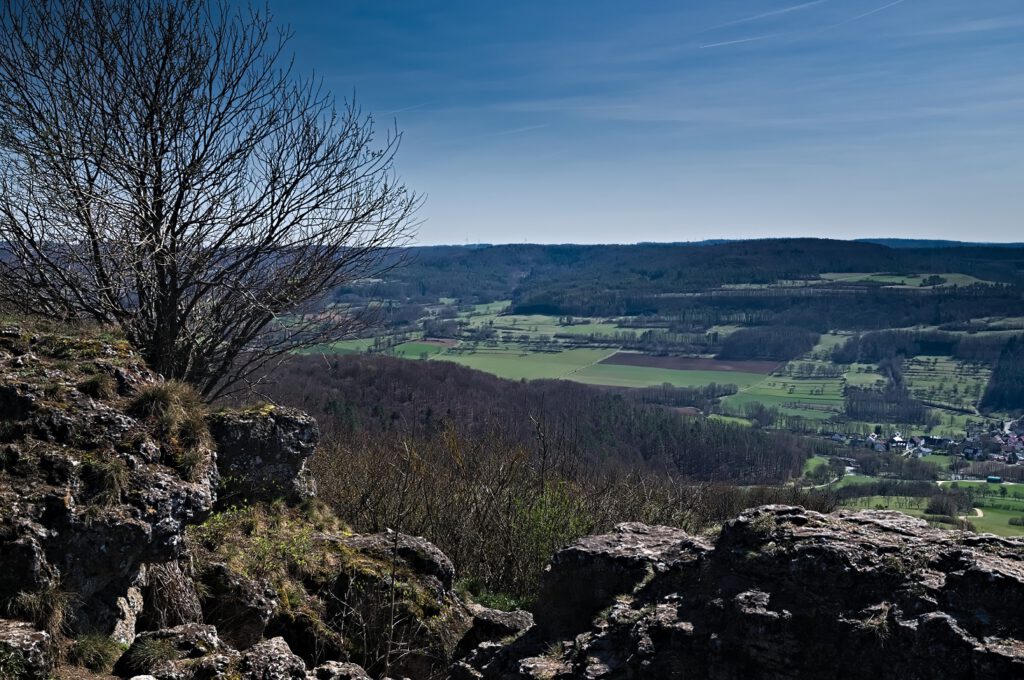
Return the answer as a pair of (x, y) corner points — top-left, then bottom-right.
(819, 0), (908, 32)
(703, 1), (829, 32)
(914, 17), (1024, 36)
(491, 124), (549, 137)
(700, 33), (785, 49)
(385, 102), (430, 115)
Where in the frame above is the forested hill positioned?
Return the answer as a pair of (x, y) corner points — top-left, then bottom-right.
(263, 354), (826, 483)
(856, 238), (1024, 249)
(354, 238), (1024, 306)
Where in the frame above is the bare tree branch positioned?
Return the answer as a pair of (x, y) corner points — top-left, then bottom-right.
(0, 0), (418, 397)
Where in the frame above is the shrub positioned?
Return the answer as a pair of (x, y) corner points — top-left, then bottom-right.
(0, 645), (26, 679)
(77, 373), (117, 400)
(69, 633), (126, 672)
(9, 581), (75, 639)
(130, 381), (210, 478)
(120, 637), (178, 675)
(82, 455), (130, 506)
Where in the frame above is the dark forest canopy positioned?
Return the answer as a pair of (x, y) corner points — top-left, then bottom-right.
(832, 331), (1013, 364)
(362, 238), (1024, 298)
(341, 239), (1024, 331)
(261, 354), (828, 484)
(982, 337), (1024, 413)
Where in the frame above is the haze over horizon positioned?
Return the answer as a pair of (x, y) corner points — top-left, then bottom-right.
(267, 0), (1024, 246)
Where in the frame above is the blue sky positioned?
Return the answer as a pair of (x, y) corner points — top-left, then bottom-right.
(266, 1), (1024, 245)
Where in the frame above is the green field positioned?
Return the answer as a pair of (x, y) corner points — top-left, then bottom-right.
(436, 344), (769, 388)
(803, 455), (829, 475)
(391, 341), (447, 359)
(709, 414), (753, 427)
(844, 363), (886, 387)
(571, 364), (765, 389)
(833, 474), (877, 489)
(470, 313), (623, 338)
(722, 373), (844, 420)
(437, 346), (616, 381)
(840, 495), (930, 516)
(903, 356), (989, 412)
(820, 272), (992, 287)
(294, 338), (375, 355)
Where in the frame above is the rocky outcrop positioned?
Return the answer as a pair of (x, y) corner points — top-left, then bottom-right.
(2, 323), (461, 680)
(459, 506), (1024, 679)
(240, 636), (308, 680)
(207, 406), (318, 505)
(0, 327), (217, 640)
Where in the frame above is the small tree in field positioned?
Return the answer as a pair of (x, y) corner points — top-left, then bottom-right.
(0, 0), (417, 398)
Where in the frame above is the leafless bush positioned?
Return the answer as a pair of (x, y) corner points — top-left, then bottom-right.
(312, 425), (835, 601)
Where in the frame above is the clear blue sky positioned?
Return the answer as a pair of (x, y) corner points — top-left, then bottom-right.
(265, 0), (1024, 245)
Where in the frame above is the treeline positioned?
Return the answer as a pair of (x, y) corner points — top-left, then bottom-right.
(717, 326), (819, 361)
(981, 336), (1024, 412)
(330, 240), (1024, 315)
(556, 329), (720, 355)
(832, 330), (1009, 364)
(608, 382), (737, 409)
(513, 284), (1022, 332)
(262, 354), (824, 484)
(844, 385), (933, 425)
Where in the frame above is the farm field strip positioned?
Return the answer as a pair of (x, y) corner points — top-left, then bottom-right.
(903, 356), (990, 411)
(820, 272), (992, 287)
(599, 352), (780, 373)
(571, 364), (766, 389)
(436, 347), (618, 381)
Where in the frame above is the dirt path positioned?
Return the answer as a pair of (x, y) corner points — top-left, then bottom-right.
(958, 507), (984, 521)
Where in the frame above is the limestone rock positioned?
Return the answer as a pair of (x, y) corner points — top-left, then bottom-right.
(455, 604), (534, 658)
(208, 406), (318, 505)
(339, 531), (457, 592)
(199, 562), (279, 650)
(240, 636), (307, 680)
(0, 619), (53, 680)
(0, 328), (217, 637)
(115, 623), (229, 677)
(308, 660), (372, 679)
(459, 506), (1024, 679)
(535, 522), (710, 640)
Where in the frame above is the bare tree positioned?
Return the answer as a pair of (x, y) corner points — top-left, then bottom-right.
(0, 0), (418, 398)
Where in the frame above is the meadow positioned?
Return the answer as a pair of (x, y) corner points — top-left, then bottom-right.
(438, 346), (616, 381)
(903, 356), (990, 412)
(819, 272), (992, 287)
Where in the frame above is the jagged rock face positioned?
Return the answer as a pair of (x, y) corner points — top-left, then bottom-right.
(309, 660), (373, 679)
(0, 327), (217, 638)
(460, 506), (1024, 679)
(208, 407), (318, 505)
(0, 619), (52, 680)
(198, 562), (280, 650)
(240, 636), (308, 680)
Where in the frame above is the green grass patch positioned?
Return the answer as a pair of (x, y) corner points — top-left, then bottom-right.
(437, 346), (616, 381)
(390, 341), (446, 359)
(709, 414), (753, 427)
(803, 455), (829, 475)
(902, 356), (989, 412)
(294, 338), (375, 355)
(572, 364), (765, 389)
(820, 272), (992, 287)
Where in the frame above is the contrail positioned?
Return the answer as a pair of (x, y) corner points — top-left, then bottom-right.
(821, 0), (907, 32)
(703, 1), (828, 32)
(700, 33), (782, 49)
(492, 124), (549, 137)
